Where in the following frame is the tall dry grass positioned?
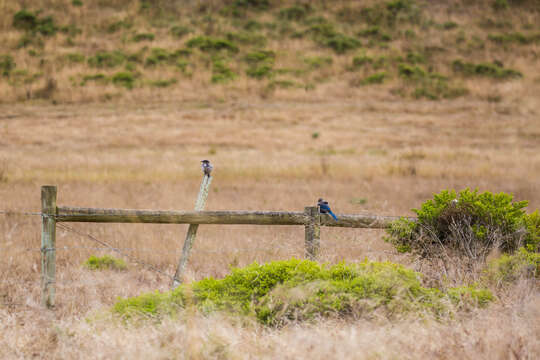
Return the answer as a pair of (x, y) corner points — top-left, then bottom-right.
(0, 96), (539, 358)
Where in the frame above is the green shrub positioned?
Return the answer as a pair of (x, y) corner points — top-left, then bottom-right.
(113, 259), (493, 325)
(386, 189), (531, 259)
(170, 25), (190, 38)
(244, 50), (275, 64)
(65, 53), (85, 64)
(492, 0), (510, 11)
(246, 64), (273, 79)
(233, 0), (270, 10)
(352, 54), (374, 68)
(81, 73), (108, 85)
(132, 32), (155, 42)
(360, 0), (421, 27)
(523, 211), (540, 252)
(211, 58), (236, 83)
(398, 63), (426, 79)
(187, 36), (239, 53)
(488, 32), (540, 45)
(226, 31), (267, 47)
(357, 26), (392, 42)
(484, 248), (539, 286)
(13, 10), (38, 31)
(351, 72), (387, 86)
(88, 51), (126, 68)
(112, 71), (135, 89)
(105, 20), (132, 34)
(84, 255), (127, 271)
(0, 55), (15, 77)
(278, 5), (311, 21)
(13, 10), (57, 36)
(144, 48), (173, 67)
(442, 21), (458, 30)
(149, 78), (177, 88)
(308, 24), (361, 54)
(452, 60), (522, 79)
(303, 56), (333, 69)
(72, 0), (84, 7)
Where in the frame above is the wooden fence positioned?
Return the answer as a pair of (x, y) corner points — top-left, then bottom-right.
(40, 185), (411, 308)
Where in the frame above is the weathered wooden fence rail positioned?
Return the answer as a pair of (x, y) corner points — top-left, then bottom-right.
(41, 185), (414, 308)
(56, 207), (405, 228)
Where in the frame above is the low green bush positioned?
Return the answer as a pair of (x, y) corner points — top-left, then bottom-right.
(84, 255), (127, 271)
(386, 189), (534, 259)
(81, 73), (108, 85)
(149, 78), (177, 88)
(132, 32), (155, 42)
(64, 53), (85, 64)
(88, 51), (126, 68)
(211, 58), (236, 83)
(0, 55), (15, 77)
(13, 10), (57, 36)
(112, 71), (136, 89)
(278, 5), (311, 21)
(484, 248), (539, 286)
(303, 56), (333, 69)
(170, 25), (191, 38)
(226, 31), (267, 47)
(306, 23), (361, 54)
(187, 36), (239, 53)
(113, 258), (493, 325)
(452, 60), (522, 79)
(488, 32), (540, 45)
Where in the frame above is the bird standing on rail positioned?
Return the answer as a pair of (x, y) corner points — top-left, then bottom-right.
(201, 160), (213, 177)
(318, 198), (338, 221)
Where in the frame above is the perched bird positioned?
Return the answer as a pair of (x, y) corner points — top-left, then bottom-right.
(318, 198), (338, 221)
(201, 160), (213, 177)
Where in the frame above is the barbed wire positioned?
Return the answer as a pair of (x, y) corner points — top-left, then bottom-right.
(55, 222), (174, 279)
(0, 210), (43, 216)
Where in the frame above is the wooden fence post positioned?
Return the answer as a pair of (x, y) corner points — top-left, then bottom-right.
(304, 206), (320, 260)
(172, 174), (213, 288)
(41, 185), (57, 308)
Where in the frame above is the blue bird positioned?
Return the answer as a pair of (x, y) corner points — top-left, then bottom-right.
(318, 198), (338, 221)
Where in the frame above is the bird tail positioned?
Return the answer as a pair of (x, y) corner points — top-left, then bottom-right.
(329, 211), (338, 221)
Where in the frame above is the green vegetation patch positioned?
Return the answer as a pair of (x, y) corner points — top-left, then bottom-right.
(452, 60), (522, 79)
(278, 5), (312, 21)
(170, 25), (191, 38)
(226, 31), (267, 47)
(13, 9), (58, 36)
(386, 189), (536, 259)
(84, 255), (127, 271)
(112, 72), (136, 89)
(0, 55), (15, 77)
(244, 50), (275, 79)
(132, 32), (155, 42)
(397, 63), (467, 100)
(64, 52), (85, 64)
(303, 56), (333, 69)
(360, 0), (421, 28)
(88, 51), (126, 68)
(114, 259), (493, 325)
(149, 78), (177, 88)
(308, 23), (361, 54)
(211, 58), (236, 83)
(187, 36), (239, 53)
(488, 32), (540, 45)
(484, 248), (539, 286)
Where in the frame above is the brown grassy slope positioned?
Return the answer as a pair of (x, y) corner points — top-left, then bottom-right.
(0, 0), (539, 103)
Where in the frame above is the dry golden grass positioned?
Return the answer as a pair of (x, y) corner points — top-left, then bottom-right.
(0, 96), (539, 358)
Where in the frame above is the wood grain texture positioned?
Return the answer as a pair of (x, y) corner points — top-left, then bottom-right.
(41, 185), (57, 308)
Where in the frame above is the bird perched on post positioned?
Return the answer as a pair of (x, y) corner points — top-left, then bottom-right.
(201, 160), (213, 177)
(318, 198), (338, 221)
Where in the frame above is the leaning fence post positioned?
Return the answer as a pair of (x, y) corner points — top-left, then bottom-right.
(41, 185), (57, 308)
(304, 206), (320, 260)
(172, 174), (213, 288)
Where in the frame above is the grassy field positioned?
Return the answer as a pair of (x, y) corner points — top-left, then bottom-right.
(1, 0), (540, 359)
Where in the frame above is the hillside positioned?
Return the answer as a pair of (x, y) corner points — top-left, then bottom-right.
(1, 0), (539, 104)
